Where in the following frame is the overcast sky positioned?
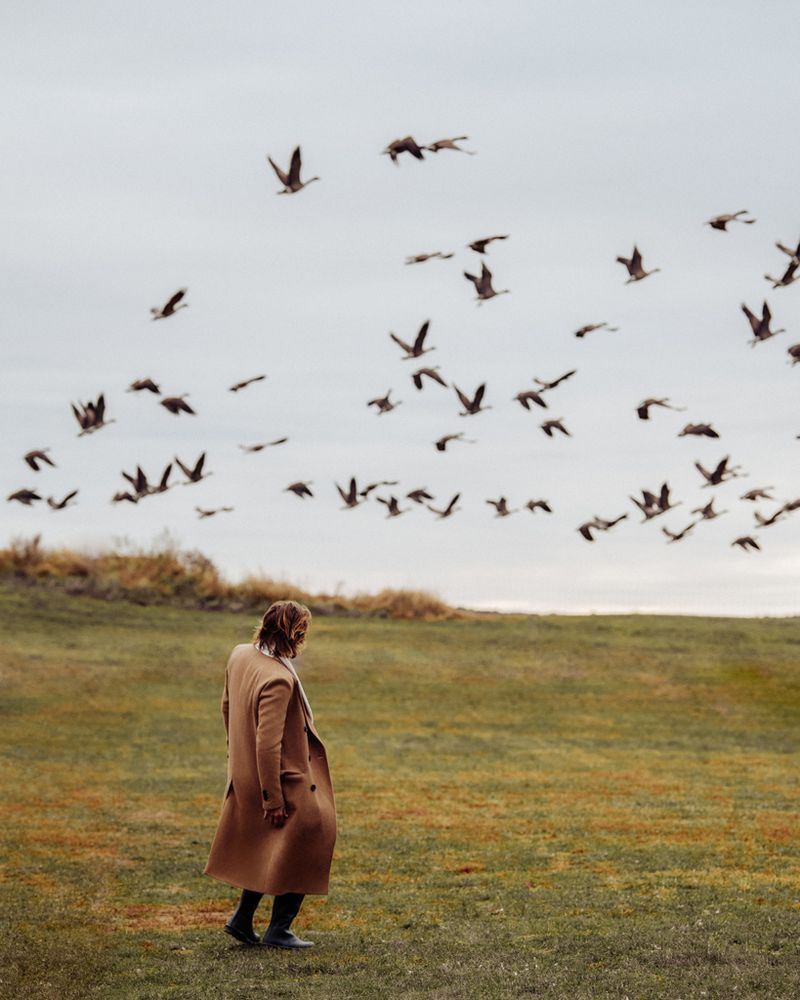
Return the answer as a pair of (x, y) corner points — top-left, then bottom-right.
(3, 1), (799, 614)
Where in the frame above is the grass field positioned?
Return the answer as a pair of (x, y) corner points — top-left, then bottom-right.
(1, 582), (799, 999)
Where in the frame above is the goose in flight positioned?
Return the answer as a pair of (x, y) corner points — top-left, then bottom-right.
(376, 495), (409, 517)
(662, 521), (699, 542)
(160, 395), (196, 416)
(359, 480), (399, 498)
(47, 490), (78, 510)
(741, 301), (785, 346)
(753, 507), (785, 528)
(405, 252), (454, 265)
(195, 506), (234, 519)
(789, 344), (800, 365)
(285, 481), (313, 498)
(690, 499), (727, 520)
(577, 514), (627, 541)
(574, 322), (618, 338)
(407, 488), (435, 503)
(424, 136), (476, 154)
(71, 394), (114, 435)
(705, 210), (755, 231)
(336, 477), (366, 509)
(111, 490), (139, 504)
(454, 383), (491, 416)
(367, 390), (402, 414)
(151, 288), (188, 320)
(525, 499), (553, 514)
(426, 493), (461, 518)
(765, 258), (799, 289)
(741, 487), (775, 502)
(464, 262), (510, 302)
(732, 535), (760, 551)
(678, 422), (719, 439)
(7, 488), (42, 505)
(468, 235), (509, 255)
(121, 465), (152, 499)
(486, 497), (518, 516)
(381, 136), (425, 164)
(513, 389), (548, 410)
(229, 374), (267, 392)
(390, 321), (435, 359)
(629, 483), (680, 521)
(434, 432), (476, 451)
(616, 246), (660, 283)
(533, 370), (576, 391)
(127, 378), (160, 394)
(24, 448), (56, 471)
(695, 456), (745, 487)
(412, 366), (448, 390)
(175, 452), (211, 484)
(541, 418), (570, 437)
(267, 146), (319, 193)
(636, 398), (686, 420)
(239, 438), (289, 452)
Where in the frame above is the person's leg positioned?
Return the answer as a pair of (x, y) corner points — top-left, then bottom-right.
(224, 888), (264, 944)
(262, 892), (314, 949)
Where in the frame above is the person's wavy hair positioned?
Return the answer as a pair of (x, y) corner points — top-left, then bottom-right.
(252, 600), (311, 658)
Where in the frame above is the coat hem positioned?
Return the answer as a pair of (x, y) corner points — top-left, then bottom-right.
(202, 869), (330, 896)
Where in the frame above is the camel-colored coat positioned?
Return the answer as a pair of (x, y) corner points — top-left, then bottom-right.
(202, 643), (337, 895)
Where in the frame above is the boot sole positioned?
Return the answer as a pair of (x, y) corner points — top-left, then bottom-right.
(224, 923), (261, 946)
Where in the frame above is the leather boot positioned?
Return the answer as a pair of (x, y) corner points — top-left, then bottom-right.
(261, 892), (314, 949)
(224, 888), (263, 945)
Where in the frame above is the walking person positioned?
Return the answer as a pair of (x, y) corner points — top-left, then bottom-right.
(203, 600), (337, 948)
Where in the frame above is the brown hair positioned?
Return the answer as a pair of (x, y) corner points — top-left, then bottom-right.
(252, 600), (311, 659)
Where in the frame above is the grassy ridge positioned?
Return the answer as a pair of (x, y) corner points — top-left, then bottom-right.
(1, 583), (799, 998)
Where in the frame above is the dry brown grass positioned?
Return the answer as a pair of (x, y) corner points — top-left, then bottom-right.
(0, 534), (467, 620)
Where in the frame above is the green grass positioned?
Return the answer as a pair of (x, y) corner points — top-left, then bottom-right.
(1, 581), (799, 999)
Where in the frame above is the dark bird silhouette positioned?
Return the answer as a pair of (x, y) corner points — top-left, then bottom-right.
(787, 344), (800, 365)
(678, 422), (719, 439)
(285, 481), (313, 498)
(376, 495), (409, 517)
(195, 506), (234, 519)
(336, 477), (366, 509)
(390, 321), (435, 359)
(732, 535), (760, 551)
(24, 448), (56, 471)
(239, 438), (289, 452)
(468, 235), (509, 255)
(454, 383), (491, 416)
(742, 301), (785, 346)
(616, 245), (660, 283)
(695, 456), (746, 487)
(486, 497), (518, 517)
(775, 239), (800, 263)
(407, 488), (435, 503)
(47, 490), (78, 510)
(424, 136), (476, 154)
(121, 465), (151, 499)
(404, 252), (454, 265)
(513, 389), (548, 410)
(367, 390), (402, 414)
(71, 394), (114, 436)
(630, 482), (680, 521)
(229, 374), (267, 392)
(160, 395), (196, 416)
(662, 521), (699, 542)
(577, 514), (627, 541)
(426, 493), (461, 518)
(435, 432), (475, 451)
(412, 366), (448, 390)
(175, 452), (211, 484)
(691, 499), (728, 520)
(382, 136), (425, 164)
(7, 488), (42, 505)
(149, 464), (172, 495)
(127, 378), (160, 394)
(525, 499), (553, 514)
(636, 398), (687, 420)
(754, 507), (785, 528)
(464, 262), (509, 302)
(267, 146), (319, 193)
(765, 258), (799, 289)
(574, 322), (618, 338)
(541, 418), (570, 438)
(533, 370), (577, 391)
(111, 490), (138, 504)
(151, 288), (188, 320)
(741, 487), (775, 502)
(706, 210), (756, 231)
(359, 480), (399, 498)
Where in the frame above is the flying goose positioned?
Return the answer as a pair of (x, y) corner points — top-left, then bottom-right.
(533, 370), (577, 391)
(705, 210), (756, 231)
(732, 535), (760, 551)
(47, 490), (78, 510)
(195, 506), (234, 519)
(695, 456), (745, 486)
(740, 487), (775, 502)
(753, 507), (785, 528)
(111, 490), (138, 504)
(454, 383), (491, 416)
(636, 398), (687, 420)
(367, 390), (402, 414)
(741, 301), (785, 346)
(577, 514), (627, 541)
(464, 262), (510, 302)
(71, 394), (114, 436)
(285, 481), (313, 498)
(513, 389), (548, 410)
(381, 136), (425, 164)
(486, 497), (518, 516)
(175, 453), (211, 484)
(390, 321), (435, 359)
(7, 488), (42, 505)
(434, 432), (476, 451)
(541, 418), (570, 437)
(24, 448), (56, 471)
(678, 422), (719, 439)
(404, 252), (454, 264)
(407, 488), (435, 503)
(525, 499), (553, 514)
(424, 136), (476, 154)
(151, 288), (188, 319)
(376, 495), (409, 517)
(616, 246), (660, 283)
(336, 477), (365, 509)
(267, 146), (319, 193)
(468, 235), (509, 255)
(662, 521), (699, 542)
(127, 378), (160, 394)
(359, 480), (399, 498)
(787, 343), (800, 365)
(426, 493), (461, 518)
(239, 438), (289, 452)
(229, 374), (267, 392)
(160, 395), (196, 416)
(629, 483), (680, 521)
(690, 499), (727, 519)
(574, 322), (619, 338)
(412, 366), (448, 390)
(765, 258), (799, 289)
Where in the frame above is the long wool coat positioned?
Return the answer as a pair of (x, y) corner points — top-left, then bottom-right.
(202, 643), (337, 895)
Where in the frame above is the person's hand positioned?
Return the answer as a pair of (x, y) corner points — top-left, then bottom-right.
(266, 805), (289, 827)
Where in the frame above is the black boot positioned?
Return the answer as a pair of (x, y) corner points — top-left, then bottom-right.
(225, 888), (263, 945)
(262, 892), (314, 949)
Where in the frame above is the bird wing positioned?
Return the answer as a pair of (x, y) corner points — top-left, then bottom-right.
(445, 493), (460, 513)
(267, 156), (290, 186)
(463, 270), (479, 290)
(194, 453), (206, 477)
(473, 383), (486, 406)
(631, 246), (643, 272)
(160, 464), (172, 489)
(389, 331), (414, 354)
(741, 303), (759, 335)
(165, 289), (186, 312)
(288, 146), (302, 185)
(453, 385), (471, 410)
(413, 320), (430, 352)
(61, 490), (79, 504)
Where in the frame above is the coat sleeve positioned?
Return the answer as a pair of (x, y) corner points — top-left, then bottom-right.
(255, 674), (294, 813)
(221, 668), (230, 755)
